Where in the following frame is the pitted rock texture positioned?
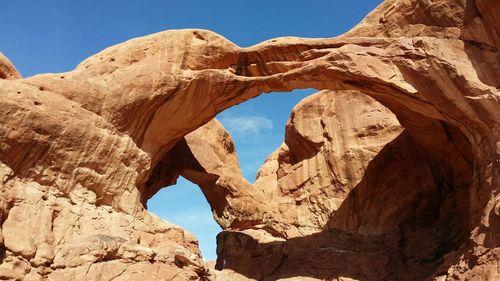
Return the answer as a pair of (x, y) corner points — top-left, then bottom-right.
(0, 0), (499, 280)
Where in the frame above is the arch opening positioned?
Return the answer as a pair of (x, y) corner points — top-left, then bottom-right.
(142, 86), (475, 279)
(216, 88), (317, 181)
(144, 88), (317, 260)
(147, 176), (221, 261)
(210, 90), (475, 280)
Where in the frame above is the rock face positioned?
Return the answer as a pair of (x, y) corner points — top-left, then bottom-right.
(0, 0), (499, 280)
(0, 53), (21, 80)
(213, 91), (471, 280)
(0, 169), (209, 280)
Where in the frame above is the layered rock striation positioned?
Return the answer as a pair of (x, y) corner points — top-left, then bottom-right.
(0, 0), (498, 280)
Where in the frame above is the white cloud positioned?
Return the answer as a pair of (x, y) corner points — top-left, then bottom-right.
(220, 115), (274, 135)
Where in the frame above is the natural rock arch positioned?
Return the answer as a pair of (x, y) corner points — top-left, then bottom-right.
(0, 0), (498, 280)
(147, 89), (476, 280)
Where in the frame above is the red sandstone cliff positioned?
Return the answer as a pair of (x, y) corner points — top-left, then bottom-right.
(0, 0), (498, 280)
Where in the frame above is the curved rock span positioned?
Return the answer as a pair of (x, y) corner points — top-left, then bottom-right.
(0, 0), (498, 280)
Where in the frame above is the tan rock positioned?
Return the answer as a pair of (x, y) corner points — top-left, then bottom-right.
(0, 0), (498, 280)
(0, 52), (21, 80)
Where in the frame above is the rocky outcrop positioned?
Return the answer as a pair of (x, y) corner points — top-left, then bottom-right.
(0, 53), (21, 80)
(0, 166), (210, 280)
(212, 91), (472, 280)
(0, 0), (498, 280)
(252, 90), (403, 236)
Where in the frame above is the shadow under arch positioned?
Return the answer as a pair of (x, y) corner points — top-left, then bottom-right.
(215, 128), (473, 280)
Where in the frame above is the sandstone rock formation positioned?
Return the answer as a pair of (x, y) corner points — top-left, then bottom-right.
(0, 53), (21, 80)
(0, 0), (499, 280)
(160, 90), (403, 237)
(213, 91), (471, 280)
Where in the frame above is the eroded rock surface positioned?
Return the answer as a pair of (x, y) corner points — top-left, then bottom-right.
(0, 53), (21, 80)
(211, 91), (473, 280)
(0, 0), (498, 280)
(0, 165), (210, 280)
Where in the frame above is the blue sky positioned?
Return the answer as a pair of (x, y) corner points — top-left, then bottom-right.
(1, 0), (382, 260)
